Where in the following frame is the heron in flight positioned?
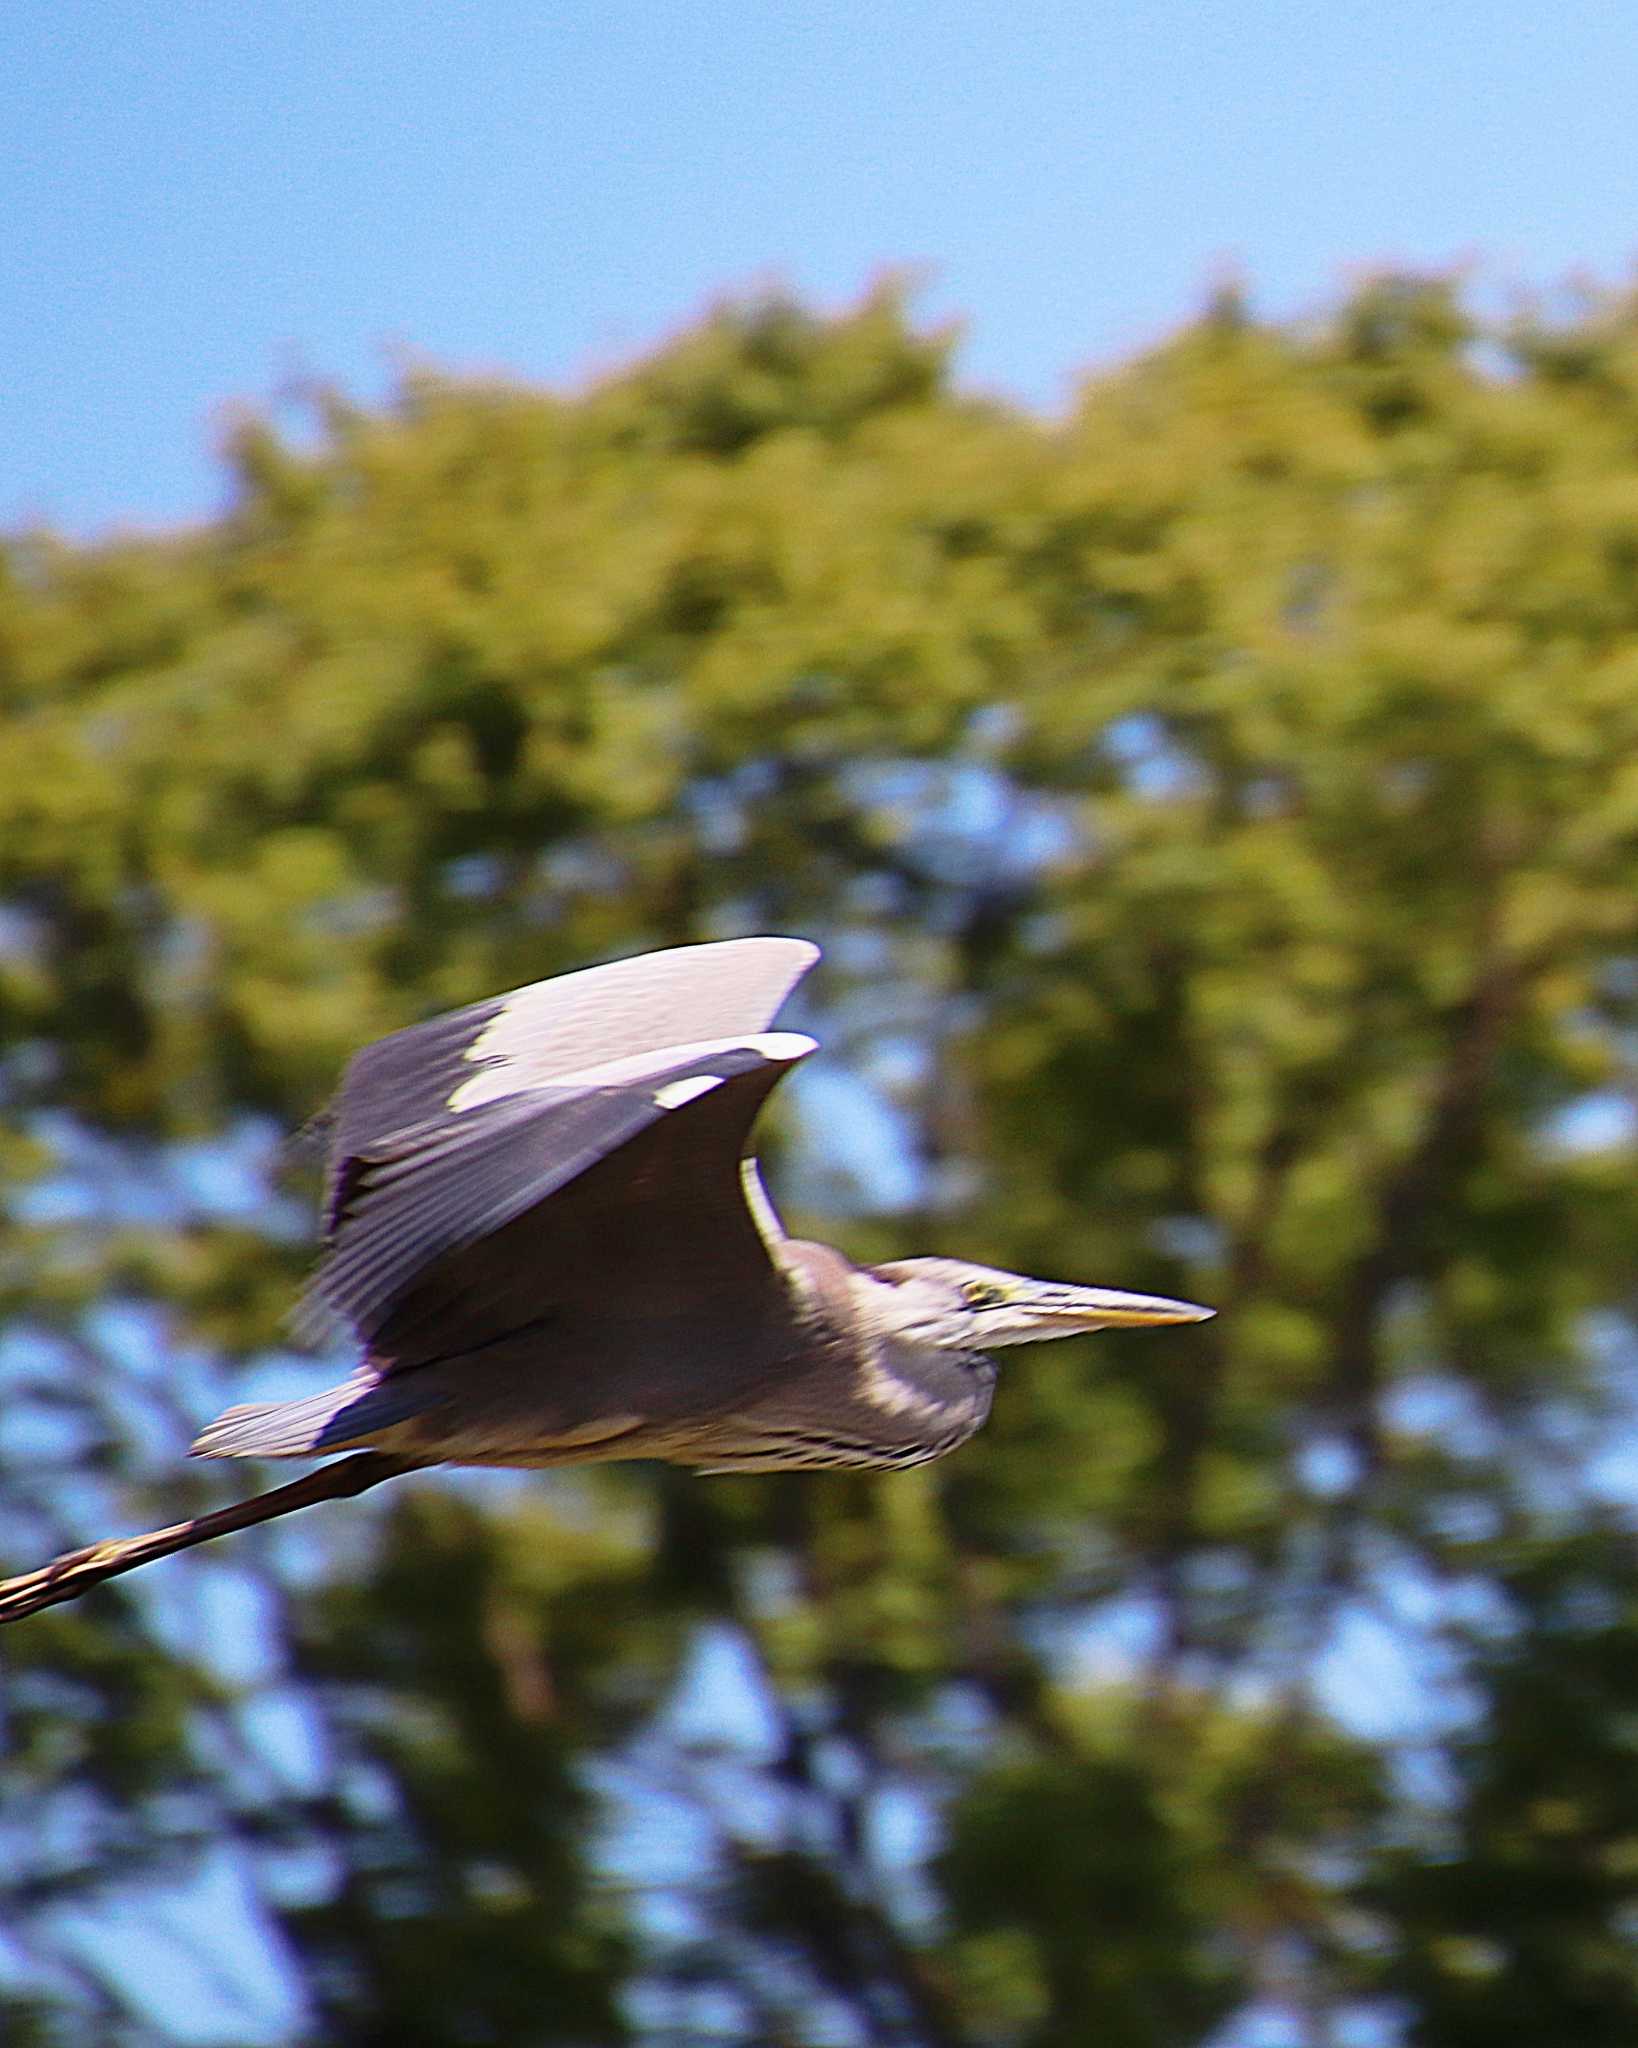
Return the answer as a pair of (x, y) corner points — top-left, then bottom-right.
(0, 938), (1212, 1622)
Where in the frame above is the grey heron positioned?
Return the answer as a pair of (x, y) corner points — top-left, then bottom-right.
(0, 937), (1212, 1621)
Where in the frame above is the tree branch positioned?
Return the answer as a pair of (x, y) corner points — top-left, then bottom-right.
(1330, 954), (1522, 1472)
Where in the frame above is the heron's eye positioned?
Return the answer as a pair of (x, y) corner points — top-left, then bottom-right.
(961, 1280), (1009, 1310)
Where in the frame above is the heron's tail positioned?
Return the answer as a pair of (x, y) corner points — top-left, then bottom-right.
(190, 1370), (442, 1459)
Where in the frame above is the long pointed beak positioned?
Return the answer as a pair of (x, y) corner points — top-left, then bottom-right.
(1032, 1285), (1216, 1330)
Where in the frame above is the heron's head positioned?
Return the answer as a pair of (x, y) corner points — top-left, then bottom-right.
(861, 1256), (1214, 1351)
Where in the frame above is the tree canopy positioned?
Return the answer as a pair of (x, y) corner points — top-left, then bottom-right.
(2, 275), (1636, 2045)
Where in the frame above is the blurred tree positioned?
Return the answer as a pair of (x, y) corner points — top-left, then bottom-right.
(1372, 1524), (1638, 2047)
(1, 274), (1635, 2044)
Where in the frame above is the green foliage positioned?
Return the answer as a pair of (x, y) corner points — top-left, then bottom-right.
(939, 1692), (1383, 2047)
(2, 273), (1637, 2043)
(1373, 1526), (1638, 2046)
(281, 1489), (644, 2044)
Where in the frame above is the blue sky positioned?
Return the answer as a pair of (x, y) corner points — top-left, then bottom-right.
(5, 1), (1638, 533)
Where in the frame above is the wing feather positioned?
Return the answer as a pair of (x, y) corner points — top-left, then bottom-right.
(302, 1035), (814, 1355)
(324, 936), (816, 1224)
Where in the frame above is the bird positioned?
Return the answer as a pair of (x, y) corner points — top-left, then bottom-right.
(0, 937), (1213, 1622)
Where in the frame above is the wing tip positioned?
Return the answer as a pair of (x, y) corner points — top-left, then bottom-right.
(762, 934), (821, 965)
(750, 1031), (818, 1063)
(704, 932), (820, 977)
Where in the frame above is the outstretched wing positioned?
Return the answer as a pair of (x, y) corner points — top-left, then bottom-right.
(301, 937), (819, 1364)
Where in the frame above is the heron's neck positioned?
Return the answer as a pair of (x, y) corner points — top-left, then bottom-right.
(772, 1239), (870, 1338)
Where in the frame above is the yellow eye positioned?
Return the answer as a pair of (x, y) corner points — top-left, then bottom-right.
(961, 1280), (1009, 1310)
